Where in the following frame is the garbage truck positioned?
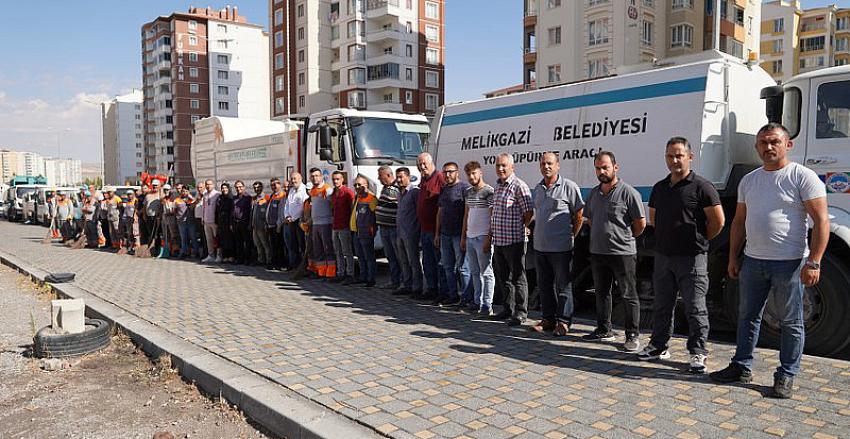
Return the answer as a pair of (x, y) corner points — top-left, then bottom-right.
(428, 50), (850, 357)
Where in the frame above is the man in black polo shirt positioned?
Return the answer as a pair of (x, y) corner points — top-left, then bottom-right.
(637, 137), (725, 374)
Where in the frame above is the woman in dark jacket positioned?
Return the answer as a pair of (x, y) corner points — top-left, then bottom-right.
(215, 183), (237, 263)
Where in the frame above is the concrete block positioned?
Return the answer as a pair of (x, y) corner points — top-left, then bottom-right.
(51, 298), (85, 334)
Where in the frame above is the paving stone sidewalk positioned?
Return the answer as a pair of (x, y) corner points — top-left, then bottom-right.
(1, 222), (848, 439)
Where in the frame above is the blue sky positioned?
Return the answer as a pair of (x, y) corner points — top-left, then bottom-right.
(0, 0), (846, 162)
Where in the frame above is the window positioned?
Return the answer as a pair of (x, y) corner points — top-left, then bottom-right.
(189, 67), (199, 77)
(298, 72), (305, 85)
(426, 48), (439, 65)
(772, 39), (783, 54)
(218, 101), (230, 111)
(190, 83), (199, 93)
(548, 0), (561, 8)
(348, 67), (365, 84)
(348, 0), (364, 14)
(188, 52), (198, 62)
(425, 93), (439, 111)
(800, 36), (825, 53)
(299, 95), (306, 109)
(218, 86), (229, 95)
(298, 50), (305, 63)
(772, 60), (783, 74)
(406, 21), (413, 33)
(405, 68), (413, 81)
(190, 99), (200, 109)
(217, 54), (229, 64)
(405, 91), (413, 104)
(348, 90), (366, 108)
(348, 44), (365, 61)
(425, 25), (439, 42)
(217, 70), (229, 80)
(275, 97), (286, 113)
(189, 36), (198, 46)
(406, 0), (412, 9)
(275, 9), (284, 25)
(275, 31), (284, 48)
(298, 4), (304, 17)
(773, 18), (784, 33)
(275, 75), (285, 92)
(406, 44), (413, 57)
(217, 24), (227, 33)
(188, 20), (197, 30)
(367, 63), (399, 80)
(383, 93), (393, 103)
(275, 53), (285, 69)
(217, 40), (228, 49)
(588, 18), (609, 45)
(548, 26), (561, 46)
(670, 24), (693, 48)
(671, 0), (693, 9)
(298, 27), (305, 40)
(425, 70), (439, 88)
(587, 58), (609, 78)
(331, 25), (340, 41)
(425, 1), (439, 19)
(815, 81), (850, 138)
(837, 38), (849, 52)
(547, 64), (561, 83)
(347, 20), (364, 38)
(641, 20), (653, 46)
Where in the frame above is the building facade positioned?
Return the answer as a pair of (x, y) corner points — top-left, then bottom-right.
(0, 149), (81, 186)
(523, 0), (761, 89)
(269, 0), (445, 118)
(43, 158), (83, 187)
(760, 2), (849, 83)
(102, 90), (144, 185)
(141, 6), (270, 183)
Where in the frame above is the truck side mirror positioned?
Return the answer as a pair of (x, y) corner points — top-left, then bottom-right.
(760, 85), (784, 124)
(319, 125), (335, 150)
(319, 147), (334, 161)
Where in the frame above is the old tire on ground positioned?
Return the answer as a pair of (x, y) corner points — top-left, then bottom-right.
(34, 318), (111, 358)
(761, 253), (850, 357)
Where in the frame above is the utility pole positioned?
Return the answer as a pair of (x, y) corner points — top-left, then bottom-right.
(714, 0), (721, 51)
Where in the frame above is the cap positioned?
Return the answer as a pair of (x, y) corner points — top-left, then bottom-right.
(125, 189), (135, 195)
(162, 184), (172, 190)
(151, 179), (161, 186)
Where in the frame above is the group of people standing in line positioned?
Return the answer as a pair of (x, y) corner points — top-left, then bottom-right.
(45, 122), (827, 400)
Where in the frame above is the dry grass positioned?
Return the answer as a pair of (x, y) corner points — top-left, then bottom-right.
(16, 274), (57, 301)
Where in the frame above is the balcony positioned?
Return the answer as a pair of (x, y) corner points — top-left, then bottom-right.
(368, 53), (402, 66)
(523, 46), (537, 65)
(523, 7), (537, 27)
(369, 102), (403, 112)
(155, 59), (171, 72)
(366, 26), (403, 43)
(366, 0), (401, 18)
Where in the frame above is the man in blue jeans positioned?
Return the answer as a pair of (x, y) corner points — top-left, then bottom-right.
(416, 153), (445, 301)
(435, 162), (471, 307)
(376, 166), (402, 291)
(710, 123), (829, 399)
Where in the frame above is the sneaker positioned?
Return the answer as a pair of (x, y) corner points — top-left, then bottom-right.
(507, 317), (526, 327)
(771, 374), (794, 399)
(582, 329), (616, 342)
(709, 363), (753, 384)
(636, 344), (671, 361)
(201, 256), (214, 263)
(380, 283), (400, 290)
(689, 354), (707, 374)
(364, 281), (376, 288)
(439, 297), (461, 307)
(341, 276), (356, 286)
(623, 334), (641, 352)
(215, 255), (223, 263)
(479, 307), (494, 317)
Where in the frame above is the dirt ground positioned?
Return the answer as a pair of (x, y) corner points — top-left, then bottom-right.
(0, 265), (276, 439)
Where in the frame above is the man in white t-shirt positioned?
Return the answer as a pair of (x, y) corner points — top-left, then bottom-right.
(710, 123), (829, 399)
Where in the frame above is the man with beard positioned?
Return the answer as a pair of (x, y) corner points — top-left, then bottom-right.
(582, 151), (646, 353)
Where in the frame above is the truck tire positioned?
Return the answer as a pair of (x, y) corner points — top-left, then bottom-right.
(33, 319), (111, 358)
(725, 253), (850, 357)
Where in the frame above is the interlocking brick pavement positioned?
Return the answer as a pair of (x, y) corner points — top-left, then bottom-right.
(1, 222), (849, 439)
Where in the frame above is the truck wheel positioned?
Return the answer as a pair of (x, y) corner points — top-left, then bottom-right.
(760, 253), (850, 357)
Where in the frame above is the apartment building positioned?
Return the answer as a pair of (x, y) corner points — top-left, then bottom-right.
(269, 0), (445, 118)
(0, 150), (81, 186)
(0, 150), (20, 182)
(102, 90), (144, 185)
(141, 6), (270, 183)
(523, 0), (761, 89)
(43, 158), (83, 187)
(760, 2), (849, 83)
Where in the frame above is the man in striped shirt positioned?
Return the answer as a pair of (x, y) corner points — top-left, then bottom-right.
(490, 153), (534, 326)
(376, 166), (402, 291)
(461, 161), (495, 316)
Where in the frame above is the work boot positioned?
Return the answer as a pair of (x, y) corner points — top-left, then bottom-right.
(771, 374), (794, 399)
(709, 363), (753, 384)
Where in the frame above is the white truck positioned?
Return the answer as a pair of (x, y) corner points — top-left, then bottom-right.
(429, 51), (850, 357)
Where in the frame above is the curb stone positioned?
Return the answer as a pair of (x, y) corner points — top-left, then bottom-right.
(0, 249), (384, 439)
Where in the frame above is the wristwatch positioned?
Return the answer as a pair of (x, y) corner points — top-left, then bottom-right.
(805, 259), (821, 270)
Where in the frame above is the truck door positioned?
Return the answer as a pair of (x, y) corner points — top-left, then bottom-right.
(805, 77), (850, 208)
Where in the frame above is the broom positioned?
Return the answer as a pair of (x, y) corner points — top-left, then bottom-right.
(135, 219), (160, 259)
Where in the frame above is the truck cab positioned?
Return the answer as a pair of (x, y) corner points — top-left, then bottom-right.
(305, 109), (430, 192)
(6, 184), (45, 222)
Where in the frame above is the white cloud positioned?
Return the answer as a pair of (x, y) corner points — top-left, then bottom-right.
(0, 92), (105, 162)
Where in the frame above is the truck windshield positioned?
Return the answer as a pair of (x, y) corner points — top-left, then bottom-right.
(15, 187), (36, 198)
(350, 118), (429, 164)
